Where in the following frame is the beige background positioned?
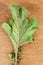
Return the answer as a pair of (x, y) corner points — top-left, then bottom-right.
(0, 0), (43, 65)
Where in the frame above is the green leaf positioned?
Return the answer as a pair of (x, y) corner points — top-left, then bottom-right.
(2, 5), (39, 50)
(18, 47), (22, 53)
(2, 23), (11, 36)
(9, 5), (21, 20)
(20, 18), (39, 44)
(9, 53), (15, 62)
(21, 7), (30, 20)
(2, 22), (16, 50)
(2, 5), (39, 65)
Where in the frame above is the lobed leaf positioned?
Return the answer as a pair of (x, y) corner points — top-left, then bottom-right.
(2, 5), (39, 50)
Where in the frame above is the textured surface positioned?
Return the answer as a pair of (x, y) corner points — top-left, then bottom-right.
(0, 0), (43, 65)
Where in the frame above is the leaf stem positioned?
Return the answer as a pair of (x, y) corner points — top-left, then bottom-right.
(15, 44), (19, 65)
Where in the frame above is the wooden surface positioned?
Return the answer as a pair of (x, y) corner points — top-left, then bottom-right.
(0, 0), (43, 65)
